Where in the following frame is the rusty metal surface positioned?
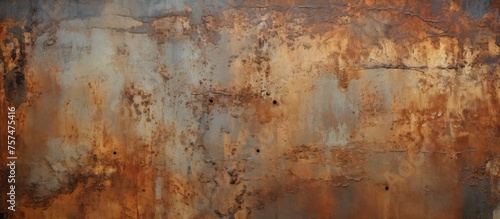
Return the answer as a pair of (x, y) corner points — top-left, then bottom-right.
(0, 0), (499, 218)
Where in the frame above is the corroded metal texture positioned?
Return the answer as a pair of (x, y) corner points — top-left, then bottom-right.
(0, 0), (499, 218)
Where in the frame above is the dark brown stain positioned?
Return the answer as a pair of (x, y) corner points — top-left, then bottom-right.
(3, 67), (26, 107)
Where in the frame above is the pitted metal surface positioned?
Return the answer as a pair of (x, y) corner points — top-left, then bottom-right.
(0, 0), (499, 218)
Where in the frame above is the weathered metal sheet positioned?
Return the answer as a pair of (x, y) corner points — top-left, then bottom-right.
(0, 0), (499, 218)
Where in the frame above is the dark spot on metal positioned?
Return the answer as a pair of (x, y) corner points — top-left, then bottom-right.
(228, 170), (238, 184)
(113, 151), (117, 155)
(10, 47), (16, 60)
(4, 67), (27, 107)
(256, 149), (260, 153)
(208, 98), (214, 104)
(485, 56), (499, 65)
(272, 100), (277, 105)
(214, 210), (223, 218)
(385, 185), (389, 191)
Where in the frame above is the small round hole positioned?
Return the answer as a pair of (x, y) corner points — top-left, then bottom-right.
(208, 98), (214, 104)
(385, 185), (389, 191)
(272, 100), (277, 105)
(256, 149), (260, 153)
(113, 151), (117, 155)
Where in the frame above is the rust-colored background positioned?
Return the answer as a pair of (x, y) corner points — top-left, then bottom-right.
(1, 0), (499, 218)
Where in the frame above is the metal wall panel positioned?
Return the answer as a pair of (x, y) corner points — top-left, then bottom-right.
(0, 0), (499, 218)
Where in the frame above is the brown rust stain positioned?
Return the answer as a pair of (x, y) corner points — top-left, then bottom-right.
(0, 0), (499, 218)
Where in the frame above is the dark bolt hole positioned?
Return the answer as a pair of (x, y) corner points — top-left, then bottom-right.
(113, 151), (117, 155)
(256, 149), (260, 153)
(272, 100), (277, 105)
(385, 185), (389, 191)
(208, 98), (214, 104)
